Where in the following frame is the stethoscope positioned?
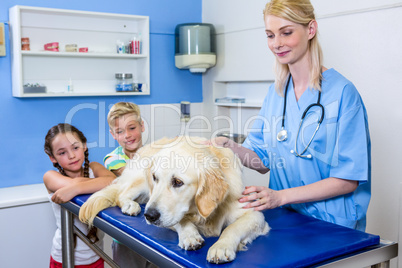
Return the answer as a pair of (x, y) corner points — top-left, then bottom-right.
(276, 75), (325, 158)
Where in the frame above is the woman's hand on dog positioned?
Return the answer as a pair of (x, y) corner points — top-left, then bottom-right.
(239, 186), (284, 211)
(202, 137), (232, 148)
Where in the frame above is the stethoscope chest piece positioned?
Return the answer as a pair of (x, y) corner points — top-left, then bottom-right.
(277, 128), (288, 142)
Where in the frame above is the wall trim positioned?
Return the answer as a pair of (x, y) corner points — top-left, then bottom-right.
(215, 3), (402, 35)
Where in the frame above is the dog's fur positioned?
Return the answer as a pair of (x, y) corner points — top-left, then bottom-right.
(79, 136), (269, 263)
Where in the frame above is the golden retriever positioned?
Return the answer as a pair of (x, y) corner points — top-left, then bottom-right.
(79, 136), (270, 264)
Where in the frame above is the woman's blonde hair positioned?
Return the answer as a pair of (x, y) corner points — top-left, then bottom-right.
(107, 102), (142, 130)
(263, 0), (323, 95)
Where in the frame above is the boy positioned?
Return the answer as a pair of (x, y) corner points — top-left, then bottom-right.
(104, 102), (144, 176)
(104, 102), (157, 268)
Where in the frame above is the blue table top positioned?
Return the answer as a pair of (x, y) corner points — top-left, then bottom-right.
(72, 194), (379, 268)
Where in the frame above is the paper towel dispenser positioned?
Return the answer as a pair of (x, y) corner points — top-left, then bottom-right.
(175, 23), (216, 73)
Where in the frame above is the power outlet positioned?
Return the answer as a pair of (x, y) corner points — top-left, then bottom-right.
(0, 23), (5, 56)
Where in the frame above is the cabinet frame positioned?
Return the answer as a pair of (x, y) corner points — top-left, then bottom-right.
(9, 5), (150, 97)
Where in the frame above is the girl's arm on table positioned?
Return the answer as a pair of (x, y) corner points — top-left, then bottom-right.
(48, 162), (116, 204)
(43, 170), (90, 194)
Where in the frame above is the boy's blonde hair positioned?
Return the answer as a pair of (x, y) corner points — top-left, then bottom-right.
(107, 102), (142, 130)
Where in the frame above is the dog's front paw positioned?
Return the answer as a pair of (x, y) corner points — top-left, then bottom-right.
(179, 233), (205, 251)
(78, 203), (91, 224)
(121, 201), (141, 216)
(207, 241), (236, 264)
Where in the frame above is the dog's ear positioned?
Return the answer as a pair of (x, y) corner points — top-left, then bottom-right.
(196, 167), (229, 218)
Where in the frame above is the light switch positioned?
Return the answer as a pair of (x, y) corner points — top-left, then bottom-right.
(180, 101), (191, 122)
(0, 23), (5, 56)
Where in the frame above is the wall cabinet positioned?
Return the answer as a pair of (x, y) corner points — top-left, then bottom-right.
(213, 80), (272, 108)
(9, 6), (150, 97)
(211, 80), (272, 143)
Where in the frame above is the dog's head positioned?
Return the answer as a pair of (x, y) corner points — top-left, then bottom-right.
(143, 137), (229, 227)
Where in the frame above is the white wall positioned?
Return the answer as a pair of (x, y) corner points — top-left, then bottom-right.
(139, 103), (207, 142)
(315, 3), (402, 243)
(202, 1), (402, 265)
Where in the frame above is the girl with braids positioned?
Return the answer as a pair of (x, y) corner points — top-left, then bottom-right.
(44, 123), (116, 268)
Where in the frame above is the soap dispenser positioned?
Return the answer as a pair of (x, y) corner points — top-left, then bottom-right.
(175, 23), (216, 73)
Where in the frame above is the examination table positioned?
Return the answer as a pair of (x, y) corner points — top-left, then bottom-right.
(60, 194), (397, 267)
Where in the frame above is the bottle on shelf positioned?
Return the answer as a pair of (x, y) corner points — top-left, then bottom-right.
(129, 33), (142, 54)
(67, 78), (74, 93)
(138, 33), (142, 54)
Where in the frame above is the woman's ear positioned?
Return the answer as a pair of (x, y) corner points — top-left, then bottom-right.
(308, 19), (318, 40)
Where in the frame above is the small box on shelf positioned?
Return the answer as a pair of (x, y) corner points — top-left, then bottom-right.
(23, 86), (46, 94)
(215, 97), (246, 104)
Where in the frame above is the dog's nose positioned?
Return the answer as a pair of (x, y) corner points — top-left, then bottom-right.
(144, 208), (160, 223)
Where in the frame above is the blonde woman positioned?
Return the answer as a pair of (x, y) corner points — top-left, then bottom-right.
(213, 0), (371, 231)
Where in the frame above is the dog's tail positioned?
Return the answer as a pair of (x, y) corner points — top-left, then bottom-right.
(79, 183), (120, 227)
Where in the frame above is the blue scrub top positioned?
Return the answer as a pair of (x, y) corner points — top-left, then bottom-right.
(243, 68), (371, 231)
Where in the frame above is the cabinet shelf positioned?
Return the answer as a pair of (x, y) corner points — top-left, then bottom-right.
(21, 50), (148, 59)
(9, 5), (150, 97)
(20, 91), (150, 98)
(214, 102), (262, 108)
(213, 80), (272, 110)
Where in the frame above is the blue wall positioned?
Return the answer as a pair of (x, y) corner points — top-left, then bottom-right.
(0, 0), (202, 188)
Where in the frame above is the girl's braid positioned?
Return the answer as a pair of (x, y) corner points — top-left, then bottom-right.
(53, 162), (67, 176)
(83, 149), (90, 178)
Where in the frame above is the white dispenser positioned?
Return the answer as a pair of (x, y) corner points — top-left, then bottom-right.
(175, 23), (216, 73)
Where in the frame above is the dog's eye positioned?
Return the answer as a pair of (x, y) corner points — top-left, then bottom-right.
(153, 174), (158, 183)
(172, 178), (184, 188)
